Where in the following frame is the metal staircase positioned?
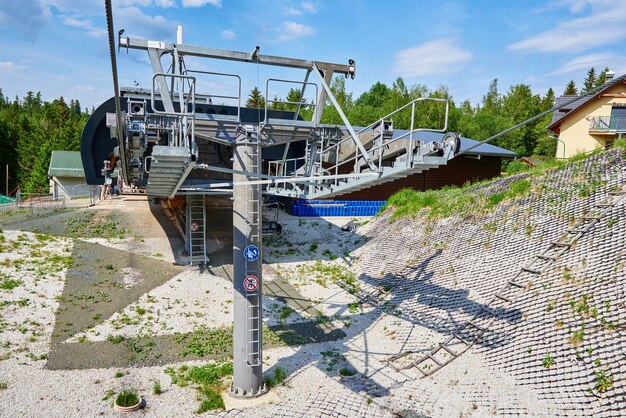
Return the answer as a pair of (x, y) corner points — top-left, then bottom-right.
(185, 194), (207, 265)
(387, 187), (626, 376)
(264, 97), (459, 199)
(146, 146), (195, 198)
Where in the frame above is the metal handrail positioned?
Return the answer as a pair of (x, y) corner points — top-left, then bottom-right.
(183, 69), (241, 121)
(267, 156), (306, 177)
(150, 72), (196, 116)
(322, 97), (448, 155)
(323, 98), (449, 177)
(589, 115), (626, 131)
(263, 78), (318, 125)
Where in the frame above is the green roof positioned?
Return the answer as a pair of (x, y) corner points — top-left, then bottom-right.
(48, 150), (85, 178)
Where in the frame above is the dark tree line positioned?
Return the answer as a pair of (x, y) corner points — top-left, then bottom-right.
(3, 69), (604, 194)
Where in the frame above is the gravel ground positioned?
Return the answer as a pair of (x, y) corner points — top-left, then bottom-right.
(2, 165), (620, 418)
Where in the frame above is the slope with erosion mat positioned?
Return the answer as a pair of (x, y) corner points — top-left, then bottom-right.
(351, 148), (626, 416)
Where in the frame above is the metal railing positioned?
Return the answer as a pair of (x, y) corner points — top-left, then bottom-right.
(589, 116), (626, 132)
(263, 78), (318, 126)
(184, 69), (242, 121)
(320, 97), (449, 186)
(267, 156), (306, 178)
(151, 73), (196, 150)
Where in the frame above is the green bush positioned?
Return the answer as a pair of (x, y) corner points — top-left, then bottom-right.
(504, 159), (530, 174)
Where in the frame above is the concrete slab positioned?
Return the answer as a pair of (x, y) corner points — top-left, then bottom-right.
(222, 388), (281, 410)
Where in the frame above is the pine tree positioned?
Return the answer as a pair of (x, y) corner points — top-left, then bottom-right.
(284, 88), (305, 112)
(542, 87), (555, 109)
(564, 80), (577, 95)
(582, 67), (596, 93)
(595, 67), (610, 87)
(245, 87), (265, 109)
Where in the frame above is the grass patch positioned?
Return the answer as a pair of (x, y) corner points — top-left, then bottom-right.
(569, 327), (585, 346)
(107, 334), (125, 345)
(386, 147), (619, 220)
(594, 368), (614, 393)
(278, 305), (294, 324)
(300, 261), (359, 294)
(65, 212), (127, 239)
(542, 352), (554, 368)
(0, 277), (22, 290)
(265, 366), (288, 388)
(153, 380), (162, 395)
(115, 390), (139, 407)
(175, 325), (286, 358)
(166, 361), (233, 412)
(387, 178), (533, 219)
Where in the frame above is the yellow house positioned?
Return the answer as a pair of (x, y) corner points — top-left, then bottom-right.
(548, 74), (626, 158)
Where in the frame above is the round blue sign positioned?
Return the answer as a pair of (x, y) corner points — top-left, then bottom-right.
(243, 244), (259, 262)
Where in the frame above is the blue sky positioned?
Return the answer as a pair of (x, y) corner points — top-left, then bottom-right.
(1, 0), (625, 110)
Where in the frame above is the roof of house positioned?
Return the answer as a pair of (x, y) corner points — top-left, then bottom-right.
(548, 76), (626, 132)
(392, 130), (518, 158)
(48, 150), (85, 178)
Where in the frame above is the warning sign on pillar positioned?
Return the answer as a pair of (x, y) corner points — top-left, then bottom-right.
(243, 275), (259, 292)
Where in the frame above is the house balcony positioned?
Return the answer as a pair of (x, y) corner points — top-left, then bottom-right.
(588, 116), (626, 135)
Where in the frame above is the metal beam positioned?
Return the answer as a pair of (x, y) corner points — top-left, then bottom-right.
(313, 63), (377, 172)
(147, 48), (176, 114)
(195, 171), (378, 188)
(121, 37), (355, 76)
(313, 66), (334, 125)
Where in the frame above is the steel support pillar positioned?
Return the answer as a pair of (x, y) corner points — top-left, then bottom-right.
(230, 130), (266, 398)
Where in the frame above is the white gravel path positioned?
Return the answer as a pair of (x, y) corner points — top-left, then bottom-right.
(0, 230), (72, 367)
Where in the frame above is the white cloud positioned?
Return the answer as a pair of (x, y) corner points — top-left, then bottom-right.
(394, 38), (472, 77)
(154, 0), (175, 7)
(115, 6), (174, 39)
(283, 6), (301, 15)
(181, 0), (221, 7)
(0, 61), (18, 73)
(548, 53), (626, 77)
(63, 16), (91, 29)
(221, 29), (236, 40)
(63, 16), (107, 36)
(508, 1), (626, 53)
(276, 21), (316, 42)
(547, 53), (612, 76)
(301, 1), (317, 13)
(73, 84), (97, 93)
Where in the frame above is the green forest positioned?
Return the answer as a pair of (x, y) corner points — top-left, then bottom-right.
(0, 91), (87, 195)
(0, 67), (608, 195)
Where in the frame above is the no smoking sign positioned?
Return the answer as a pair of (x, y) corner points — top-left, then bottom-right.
(243, 275), (259, 292)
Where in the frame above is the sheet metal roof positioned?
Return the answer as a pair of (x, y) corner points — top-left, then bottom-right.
(48, 150), (85, 178)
